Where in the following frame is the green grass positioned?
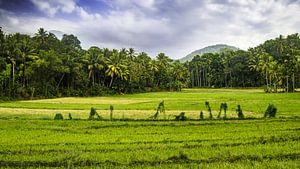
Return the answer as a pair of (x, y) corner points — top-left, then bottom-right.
(0, 88), (299, 119)
(0, 88), (299, 168)
(0, 119), (299, 168)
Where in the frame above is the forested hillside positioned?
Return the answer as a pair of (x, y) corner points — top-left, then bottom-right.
(180, 44), (238, 62)
(0, 27), (299, 99)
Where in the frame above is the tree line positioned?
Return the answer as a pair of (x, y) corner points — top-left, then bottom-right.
(187, 34), (300, 92)
(0, 27), (299, 99)
(0, 27), (188, 99)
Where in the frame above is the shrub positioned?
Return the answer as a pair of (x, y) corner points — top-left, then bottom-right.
(89, 107), (102, 120)
(223, 103), (228, 119)
(54, 113), (63, 120)
(200, 111), (204, 120)
(156, 100), (165, 119)
(264, 104), (277, 118)
(90, 107), (97, 116)
(218, 103), (228, 119)
(236, 105), (244, 119)
(175, 112), (187, 121)
(110, 105), (114, 120)
(217, 103), (223, 119)
(205, 101), (213, 119)
(68, 113), (72, 120)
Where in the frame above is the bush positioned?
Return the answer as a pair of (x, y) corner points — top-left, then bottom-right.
(218, 103), (228, 119)
(236, 105), (244, 119)
(223, 103), (228, 119)
(89, 107), (102, 120)
(157, 100), (165, 119)
(205, 101), (213, 119)
(110, 105), (114, 120)
(264, 104), (277, 118)
(200, 111), (204, 120)
(175, 112), (187, 121)
(68, 113), (72, 120)
(54, 113), (63, 120)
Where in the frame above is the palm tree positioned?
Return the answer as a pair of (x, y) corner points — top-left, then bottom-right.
(128, 48), (136, 61)
(34, 28), (49, 50)
(221, 50), (234, 87)
(148, 60), (158, 86)
(155, 53), (172, 87)
(85, 47), (104, 86)
(156, 53), (172, 68)
(172, 61), (188, 91)
(105, 50), (128, 88)
(258, 52), (271, 91)
(5, 35), (19, 87)
(18, 35), (36, 87)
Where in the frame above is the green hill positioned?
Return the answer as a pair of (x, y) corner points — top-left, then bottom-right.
(180, 44), (238, 62)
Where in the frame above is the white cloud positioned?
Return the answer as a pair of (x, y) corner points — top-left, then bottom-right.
(30, 0), (76, 16)
(7, 16), (19, 25)
(1, 0), (300, 59)
(107, 0), (156, 10)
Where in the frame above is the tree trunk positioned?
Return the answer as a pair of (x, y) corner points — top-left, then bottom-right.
(12, 63), (15, 86)
(292, 73), (295, 93)
(225, 74), (227, 88)
(23, 62), (26, 87)
(191, 70), (194, 87)
(93, 72), (95, 86)
(109, 77), (114, 88)
(265, 69), (269, 92)
(286, 76), (289, 93)
(56, 73), (65, 92)
(230, 71), (232, 88)
(204, 68), (206, 87)
(200, 70), (202, 87)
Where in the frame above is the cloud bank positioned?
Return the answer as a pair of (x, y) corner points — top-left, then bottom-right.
(0, 0), (299, 59)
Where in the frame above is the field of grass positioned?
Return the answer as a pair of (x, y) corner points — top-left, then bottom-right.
(0, 88), (300, 119)
(0, 89), (299, 168)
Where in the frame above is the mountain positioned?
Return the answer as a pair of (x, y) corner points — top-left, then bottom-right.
(49, 30), (64, 39)
(179, 44), (239, 62)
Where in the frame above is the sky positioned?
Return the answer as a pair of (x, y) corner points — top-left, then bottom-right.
(0, 0), (299, 59)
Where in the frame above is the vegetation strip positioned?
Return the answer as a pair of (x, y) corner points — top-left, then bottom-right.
(0, 153), (298, 167)
(1, 136), (298, 156)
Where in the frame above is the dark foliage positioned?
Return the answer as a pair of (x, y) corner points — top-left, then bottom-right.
(54, 113), (63, 120)
(264, 104), (277, 118)
(236, 105), (244, 119)
(68, 113), (72, 120)
(205, 101), (213, 119)
(110, 105), (114, 120)
(200, 111), (204, 120)
(89, 107), (101, 120)
(175, 112), (187, 121)
(0, 27), (299, 100)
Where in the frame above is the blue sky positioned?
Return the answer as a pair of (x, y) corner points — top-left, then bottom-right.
(0, 0), (299, 59)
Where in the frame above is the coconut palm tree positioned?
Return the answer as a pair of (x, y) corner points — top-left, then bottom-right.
(18, 35), (36, 87)
(34, 28), (48, 50)
(85, 47), (104, 86)
(257, 52), (274, 92)
(105, 50), (129, 88)
(5, 35), (19, 87)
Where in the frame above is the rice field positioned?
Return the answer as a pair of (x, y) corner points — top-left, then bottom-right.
(0, 88), (299, 168)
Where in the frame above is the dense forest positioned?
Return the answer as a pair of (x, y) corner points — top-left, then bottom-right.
(188, 34), (300, 91)
(0, 27), (299, 99)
